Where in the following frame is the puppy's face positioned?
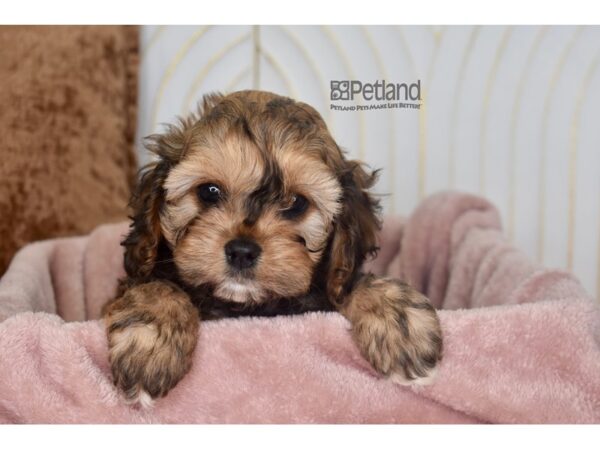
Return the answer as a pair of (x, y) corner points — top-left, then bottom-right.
(124, 91), (380, 305)
(162, 120), (341, 303)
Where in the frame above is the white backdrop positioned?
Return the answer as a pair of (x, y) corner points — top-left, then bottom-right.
(137, 25), (600, 299)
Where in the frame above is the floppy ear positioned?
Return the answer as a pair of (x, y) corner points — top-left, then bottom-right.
(326, 160), (382, 303)
(122, 92), (224, 281)
(122, 158), (172, 281)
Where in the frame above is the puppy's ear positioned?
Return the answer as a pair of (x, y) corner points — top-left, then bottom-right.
(326, 160), (381, 303)
(122, 92), (224, 281)
(122, 158), (171, 281)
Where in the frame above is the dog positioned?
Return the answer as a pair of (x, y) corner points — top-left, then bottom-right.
(103, 90), (442, 406)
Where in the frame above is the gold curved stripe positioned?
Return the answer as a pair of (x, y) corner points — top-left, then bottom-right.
(393, 26), (423, 203)
(449, 26), (481, 187)
(479, 26), (513, 194)
(418, 97), (428, 200)
(429, 25), (443, 44)
(393, 26), (418, 79)
(567, 50), (600, 270)
(182, 32), (251, 114)
(260, 46), (298, 98)
(388, 26), (421, 212)
(537, 26), (584, 263)
(150, 26), (211, 132)
(321, 26), (366, 159)
(361, 26), (397, 212)
(140, 25), (166, 61)
(279, 26), (334, 127)
(252, 25), (260, 89)
(507, 27), (547, 241)
(225, 67), (251, 92)
(184, 33), (297, 111)
(419, 26), (446, 199)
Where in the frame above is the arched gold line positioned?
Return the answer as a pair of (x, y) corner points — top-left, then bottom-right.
(260, 48), (298, 98)
(393, 26), (418, 79)
(429, 25), (443, 44)
(185, 39), (297, 107)
(419, 26), (445, 199)
(418, 96), (427, 199)
(392, 26), (422, 206)
(449, 26), (481, 187)
(150, 26), (211, 131)
(507, 27), (547, 241)
(567, 50), (600, 270)
(140, 25), (166, 61)
(182, 32), (251, 114)
(252, 25), (260, 89)
(321, 26), (366, 159)
(279, 26), (333, 126)
(387, 26), (420, 213)
(361, 26), (397, 212)
(479, 26), (513, 194)
(537, 26), (584, 263)
(225, 67), (252, 92)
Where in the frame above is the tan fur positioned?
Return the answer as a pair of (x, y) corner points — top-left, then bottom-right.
(104, 281), (199, 402)
(163, 133), (266, 202)
(337, 275), (443, 382)
(175, 206), (314, 301)
(105, 90), (442, 403)
(274, 146), (342, 221)
(160, 96), (344, 301)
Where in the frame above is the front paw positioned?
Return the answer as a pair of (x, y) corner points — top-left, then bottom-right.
(348, 276), (443, 385)
(107, 323), (191, 406)
(104, 281), (199, 406)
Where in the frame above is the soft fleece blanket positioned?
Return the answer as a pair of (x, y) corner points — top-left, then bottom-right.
(0, 191), (599, 424)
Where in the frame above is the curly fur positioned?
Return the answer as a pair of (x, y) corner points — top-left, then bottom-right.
(103, 90), (442, 404)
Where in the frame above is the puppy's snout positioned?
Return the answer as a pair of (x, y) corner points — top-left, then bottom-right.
(225, 238), (262, 270)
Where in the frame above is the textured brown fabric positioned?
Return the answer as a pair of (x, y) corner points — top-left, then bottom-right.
(0, 26), (139, 275)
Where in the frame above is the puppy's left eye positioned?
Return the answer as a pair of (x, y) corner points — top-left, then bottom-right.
(282, 194), (308, 219)
(197, 183), (223, 204)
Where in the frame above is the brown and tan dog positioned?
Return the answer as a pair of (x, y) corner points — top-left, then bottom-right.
(103, 90), (442, 406)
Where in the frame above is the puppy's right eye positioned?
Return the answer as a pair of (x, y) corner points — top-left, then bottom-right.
(197, 183), (223, 204)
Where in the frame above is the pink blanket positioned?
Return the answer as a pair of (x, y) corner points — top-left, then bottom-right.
(1, 191), (599, 423)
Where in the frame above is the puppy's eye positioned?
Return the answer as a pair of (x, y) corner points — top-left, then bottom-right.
(282, 194), (308, 219)
(197, 183), (223, 204)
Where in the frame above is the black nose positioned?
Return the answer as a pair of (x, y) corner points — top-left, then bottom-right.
(224, 238), (262, 270)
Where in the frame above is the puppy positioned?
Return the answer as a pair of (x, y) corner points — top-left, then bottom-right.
(103, 90), (442, 406)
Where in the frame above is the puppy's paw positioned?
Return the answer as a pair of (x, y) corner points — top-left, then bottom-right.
(107, 323), (192, 406)
(348, 276), (443, 385)
(104, 281), (199, 406)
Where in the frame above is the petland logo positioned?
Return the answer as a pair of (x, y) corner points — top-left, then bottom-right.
(330, 79), (422, 111)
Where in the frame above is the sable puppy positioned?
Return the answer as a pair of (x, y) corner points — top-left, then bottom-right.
(103, 90), (442, 406)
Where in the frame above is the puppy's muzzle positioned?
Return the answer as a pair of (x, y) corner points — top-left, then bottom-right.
(225, 238), (262, 270)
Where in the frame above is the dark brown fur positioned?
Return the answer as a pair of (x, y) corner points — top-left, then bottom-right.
(337, 275), (442, 382)
(103, 90), (442, 403)
(104, 281), (199, 401)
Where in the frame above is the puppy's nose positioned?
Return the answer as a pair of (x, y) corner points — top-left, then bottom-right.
(224, 238), (262, 270)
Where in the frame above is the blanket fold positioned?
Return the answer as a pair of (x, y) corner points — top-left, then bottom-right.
(0, 191), (598, 423)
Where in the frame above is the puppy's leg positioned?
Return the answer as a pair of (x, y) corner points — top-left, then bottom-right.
(336, 274), (443, 385)
(103, 280), (199, 406)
